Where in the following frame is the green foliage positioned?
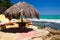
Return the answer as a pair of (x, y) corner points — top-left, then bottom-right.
(0, 0), (13, 7)
(0, 0), (13, 13)
(5, 0), (12, 8)
(0, 0), (2, 2)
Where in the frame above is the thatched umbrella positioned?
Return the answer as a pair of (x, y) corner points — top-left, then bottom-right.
(4, 2), (40, 20)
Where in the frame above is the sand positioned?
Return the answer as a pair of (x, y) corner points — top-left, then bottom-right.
(0, 29), (49, 40)
(0, 14), (49, 40)
(0, 32), (19, 40)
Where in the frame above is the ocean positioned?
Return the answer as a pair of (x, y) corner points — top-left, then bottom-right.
(27, 15), (60, 30)
(40, 15), (60, 19)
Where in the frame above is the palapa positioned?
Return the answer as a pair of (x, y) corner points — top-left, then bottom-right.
(4, 2), (40, 20)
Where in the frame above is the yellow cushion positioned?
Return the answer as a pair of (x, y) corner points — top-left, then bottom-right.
(0, 14), (9, 23)
(0, 14), (6, 21)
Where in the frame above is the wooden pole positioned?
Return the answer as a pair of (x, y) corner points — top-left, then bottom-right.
(21, 12), (23, 22)
(20, 9), (23, 22)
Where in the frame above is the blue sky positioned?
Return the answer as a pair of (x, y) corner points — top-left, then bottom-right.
(11, 0), (60, 15)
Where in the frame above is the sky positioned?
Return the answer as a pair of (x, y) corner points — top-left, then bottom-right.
(11, 0), (60, 15)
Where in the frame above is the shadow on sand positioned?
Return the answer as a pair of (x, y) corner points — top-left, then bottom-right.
(1, 27), (33, 33)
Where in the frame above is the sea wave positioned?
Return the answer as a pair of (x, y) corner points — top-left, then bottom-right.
(27, 18), (60, 23)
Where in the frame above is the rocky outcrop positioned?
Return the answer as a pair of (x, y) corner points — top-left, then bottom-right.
(44, 27), (60, 40)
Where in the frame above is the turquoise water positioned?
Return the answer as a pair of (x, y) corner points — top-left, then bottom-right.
(40, 15), (60, 19)
(34, 15), (60, 30)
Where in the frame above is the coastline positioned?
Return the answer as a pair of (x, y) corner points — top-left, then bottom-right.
(27, 18), (60, 23)
(27, 18), (60, 30)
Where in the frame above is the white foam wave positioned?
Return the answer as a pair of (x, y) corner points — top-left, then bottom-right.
(27, 18), (60, 23)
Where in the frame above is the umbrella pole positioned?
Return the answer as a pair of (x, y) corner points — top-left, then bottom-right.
(20, 12), (26, 30)
(20, 11), (24, 29)
(19, 9), (26, 31)
(21, 12), (23, 22)
(19, 9), (24, 29)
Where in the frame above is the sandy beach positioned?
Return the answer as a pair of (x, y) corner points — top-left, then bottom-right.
(0, 25), (49, 40)
(0, 0), (60, 40)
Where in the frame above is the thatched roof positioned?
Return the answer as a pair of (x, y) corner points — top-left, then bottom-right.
(4, 2), (40, 19)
